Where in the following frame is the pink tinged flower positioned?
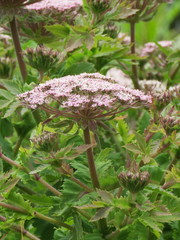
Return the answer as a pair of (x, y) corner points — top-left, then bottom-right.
(157, 40), (173, 48)
(26, 0), (82, 11)
(17, 73), (152, 118)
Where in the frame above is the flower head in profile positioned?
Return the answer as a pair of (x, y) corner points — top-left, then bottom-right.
(25, 0), (82, 24)
(17, 73), (152, 128)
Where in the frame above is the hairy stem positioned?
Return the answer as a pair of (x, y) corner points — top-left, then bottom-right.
(34, 174), (62, 196)
(83, 126), (108, 235)
(0, 152), (61, 197)
(0, 215), (40, 240)
(9, 17), (27, 82)
(130, 21), (140, 89)
(71, 176), (93, 193)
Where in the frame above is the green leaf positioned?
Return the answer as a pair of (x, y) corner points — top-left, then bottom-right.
(29, 164), (50, 174)
(7, 192), (34, 214)
(147, 184), (178, 199)
(0, 80), (21, 95)
(0, 89), (14, 100)
(63, 62), (95, 76)
(0, 178), (19, 195)
(46, 24), (70, 38)
(96, 189), (113, 204)
(73, 213), (84, 240)
(138, 111), (151, 134)
(3, 101), (20, 118)
(113, 197), (130, 210)
(138, 214), (163, 238)
(96, 148), (113, 162)
(0, 99), (13, 109)
(90, 207), (112, 222)
(123, 143), (142, 154)
(135, 133), (147, 153)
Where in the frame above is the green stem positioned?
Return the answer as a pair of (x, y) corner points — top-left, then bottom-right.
(0, 215), (40, 240)
(9, 16), (27, 82)
(0, 202), (73, 230)
(34, 212), (73, 230)
(71, 176), (93, 193)
(130, 21), (140, 89)
(83, 126), (108, 235)
(34, 174), (62, 196)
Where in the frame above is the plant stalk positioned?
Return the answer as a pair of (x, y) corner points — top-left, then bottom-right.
(83, 126), (108, 235)
(83, 126), (100, 189)
(0, 215), (40, 240)
(9, 16), (27, 82)
(0, 152), (62, 197)
(0, 202), (73, 230)
(130, 21), (140, 89)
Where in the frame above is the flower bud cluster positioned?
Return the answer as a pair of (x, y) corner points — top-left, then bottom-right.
(24, 46), (62, 76)
(0, 57), (16, 79)
(86, 0), (111, 14)
(31, 131), (59, 152)
(118, 171), (150, 193)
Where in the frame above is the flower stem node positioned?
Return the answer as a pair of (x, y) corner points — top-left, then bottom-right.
(118, 171), (150, 193)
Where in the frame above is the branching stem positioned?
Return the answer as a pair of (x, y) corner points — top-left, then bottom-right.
(0, 152), (61, 197)
(0, 215), (40, 240)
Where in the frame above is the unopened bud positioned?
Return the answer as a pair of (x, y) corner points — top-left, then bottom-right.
(118, 171), (150, 193)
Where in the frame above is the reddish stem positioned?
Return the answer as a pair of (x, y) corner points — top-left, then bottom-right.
(9, 17), (27, 82)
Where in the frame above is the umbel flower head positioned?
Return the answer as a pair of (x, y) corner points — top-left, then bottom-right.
(17, 73), (152, 128)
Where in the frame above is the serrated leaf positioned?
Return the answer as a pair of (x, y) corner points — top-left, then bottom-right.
(135, 133), (147, 153)
(7, 192), (33, 214)
(96, 189), (113, 204)
(138, 214), (162, 238)
(0, 178), (19, 194)
(90, 207), (112, 222)
(147, 184), (178, 199)
(113, 197), (130, 210)
(96, 148), (113, 162)
(29, 164), (50, 174)
(124, 143), (142, 154)
(46, 24), (70, 38)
